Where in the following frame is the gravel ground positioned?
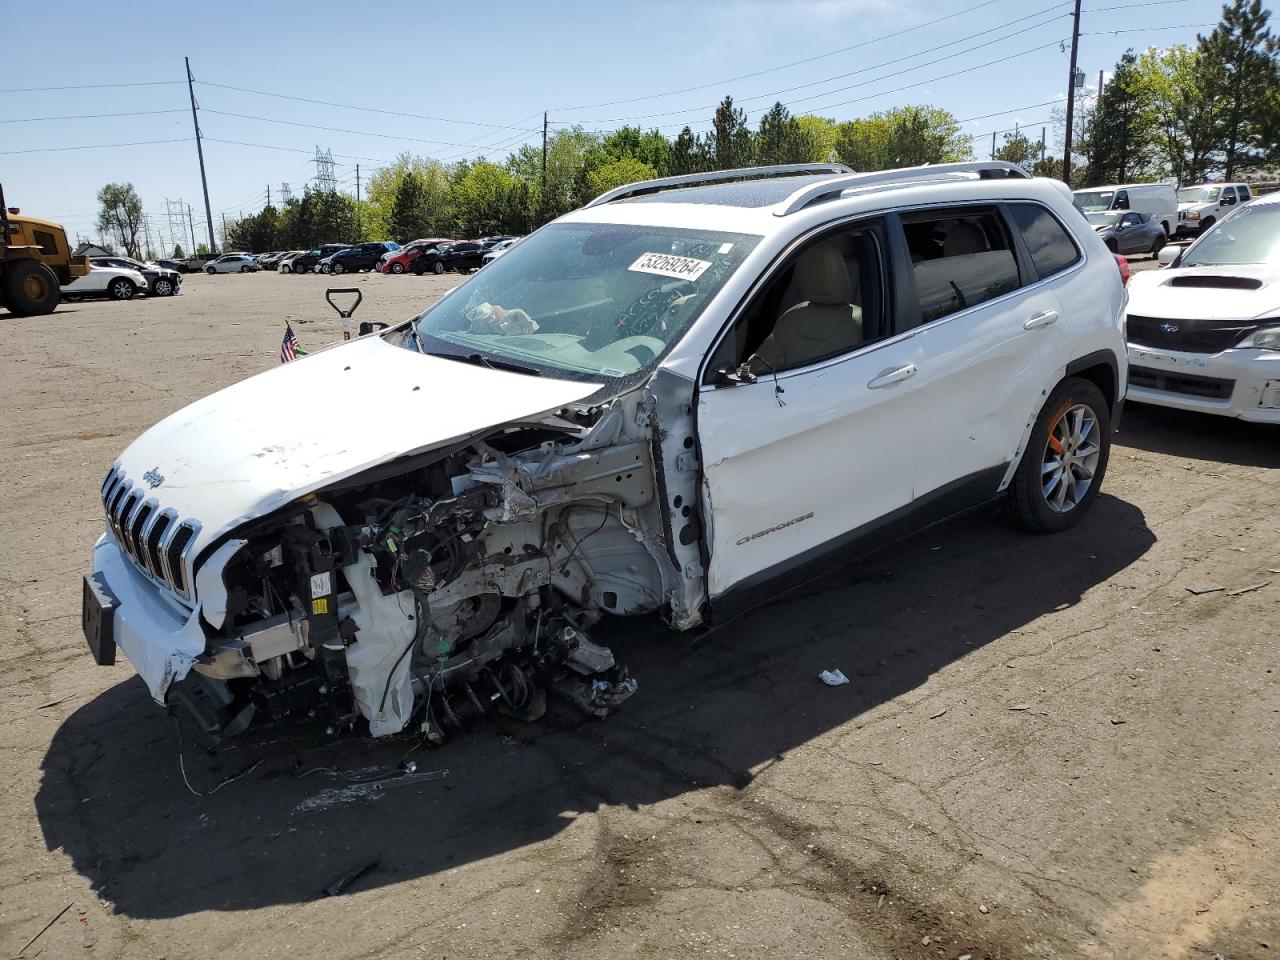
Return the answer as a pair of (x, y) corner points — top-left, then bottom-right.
(2, 264), (1277, 960)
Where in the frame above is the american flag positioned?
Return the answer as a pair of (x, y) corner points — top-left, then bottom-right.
(280, 323), (301, 363)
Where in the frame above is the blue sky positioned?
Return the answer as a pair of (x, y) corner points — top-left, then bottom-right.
(2, 0), (1228, 249)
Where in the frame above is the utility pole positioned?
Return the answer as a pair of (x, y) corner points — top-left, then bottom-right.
(1041, 127), (1047, 163)
(222, 212), (228, 249)
(1062, 0), (1083, 186)
(185, 57), (218, 254)
(541, 111), (548, 216)
(355, 164), (361, 241)
(990, 130), (996, 160)
(187, 204), (197, 252)
(266, 184), (271, 208)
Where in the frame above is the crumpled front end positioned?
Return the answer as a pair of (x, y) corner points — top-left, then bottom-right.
(83, 380), (709, 744)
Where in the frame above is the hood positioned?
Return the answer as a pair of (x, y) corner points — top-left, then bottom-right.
(113, 333), (600, 560)
(1128, 263), (1280, 321)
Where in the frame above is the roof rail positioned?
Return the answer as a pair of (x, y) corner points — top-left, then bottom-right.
(584, 163), (855, 208)
(774, 161), (1032, 217)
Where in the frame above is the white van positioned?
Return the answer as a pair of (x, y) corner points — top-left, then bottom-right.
(1073, 183), (1178, 237)
(1174, 182), (1253, 236)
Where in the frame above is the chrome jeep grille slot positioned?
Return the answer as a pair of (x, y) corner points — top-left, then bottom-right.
(99, 466), (201, 603)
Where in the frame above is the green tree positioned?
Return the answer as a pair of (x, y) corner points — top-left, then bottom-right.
(1086, 51), (1155, 185)
(669, 126), (706, 175)
(755, 102), (810, 165)
(95, 183), (144, 258)
(995, 131), (1037, 171)
(1198, 0), (1279, 180)
(388, 171), (431, 241)
(1133, 46), (1220, 183)
(834, 107), (969, 171)
(172, 243), (184, 259)
(586, 157), (657, 199)
(794, 115), (841, 163)
(711, 96), (754, 169)
(884, 106), (971, 166)
(507, 126), (597, 223)
(454, 162), (525, 236)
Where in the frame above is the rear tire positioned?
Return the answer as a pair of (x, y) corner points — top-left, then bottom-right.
(1200, 216), (1216, 233)
(2, 259), (60, 316)
(332, 262), (345, 275)
(108, 277), (137, 301)
(1009, 377), (1111, 534)
(206, 266), (216, 274)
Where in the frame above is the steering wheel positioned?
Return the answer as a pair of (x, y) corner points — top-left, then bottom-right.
(614, 282), (698, 339)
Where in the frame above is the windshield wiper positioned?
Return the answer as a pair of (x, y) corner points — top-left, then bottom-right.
(431, 351), (541, 376)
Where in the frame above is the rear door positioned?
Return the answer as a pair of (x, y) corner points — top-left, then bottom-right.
(896, 204), (1073, 501)
(697, 216), (927, 599)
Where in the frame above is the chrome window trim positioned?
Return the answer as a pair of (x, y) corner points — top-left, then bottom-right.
(697, 197), (1090, 390)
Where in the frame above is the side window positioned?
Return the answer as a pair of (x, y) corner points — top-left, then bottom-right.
(33, 230), (59, 256)
(1007, 204), (1081, 280)
(1239, 186), (1252, 200)
(1114, 191), (1130, 210)
(1222, 187), (1236, 205)
(901, 210), (1020, 325)
(706, 221), (887, 377)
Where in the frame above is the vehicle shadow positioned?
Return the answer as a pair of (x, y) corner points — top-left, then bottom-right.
(1117, 402), (1280, 468)
(36, 495), (1155, 918)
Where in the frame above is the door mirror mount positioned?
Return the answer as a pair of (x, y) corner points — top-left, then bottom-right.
(713, 363), (758, 387)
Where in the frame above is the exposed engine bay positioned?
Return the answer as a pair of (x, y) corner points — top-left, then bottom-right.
(175, 382), (706, 743)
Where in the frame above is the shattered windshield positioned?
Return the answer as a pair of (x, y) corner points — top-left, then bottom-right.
(1073, 191), (1115, 212)
(406, 222), (760, 382)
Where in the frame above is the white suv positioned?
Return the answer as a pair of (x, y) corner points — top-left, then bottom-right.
(82, 162), (1126, 745)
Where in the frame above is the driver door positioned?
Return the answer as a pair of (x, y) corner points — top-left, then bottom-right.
(696, 218), (925, 603)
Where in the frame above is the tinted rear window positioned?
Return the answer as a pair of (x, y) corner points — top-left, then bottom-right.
(1008, 204), (1081, 278)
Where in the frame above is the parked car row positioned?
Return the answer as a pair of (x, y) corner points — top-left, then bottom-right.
(59, 258), (177, 301)
(1072, 180), (1260, 243)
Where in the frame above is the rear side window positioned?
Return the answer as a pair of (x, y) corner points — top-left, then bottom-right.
(1008, 204), (1081, 279)
(901, 210), (1019, 325)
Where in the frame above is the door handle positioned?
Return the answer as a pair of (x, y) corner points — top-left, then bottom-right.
(1024, 310), (1059, 330)
(867, 364), (918, 389)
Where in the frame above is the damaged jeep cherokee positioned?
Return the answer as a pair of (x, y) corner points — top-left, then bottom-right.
(83, 162), (1127, 743)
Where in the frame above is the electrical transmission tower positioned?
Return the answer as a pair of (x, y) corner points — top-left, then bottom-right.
(279, 182), (293, 204)
(313, 147), (337, 193)
(164, 198), (188, 254)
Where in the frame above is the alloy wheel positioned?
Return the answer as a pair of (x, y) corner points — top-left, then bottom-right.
(1041, 403), (1101, 513)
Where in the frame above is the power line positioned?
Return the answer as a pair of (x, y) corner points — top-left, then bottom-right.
(201, 108), (528, 150)
(194, 80), (543, 133)
(0, 137), (189, 155)
(0, 80), (184, 93)
(0, 109), (187, 124)
(553, 0), (1011, 111)
(1079, 22), (1214, 34)
(571, 4), (1071, 126)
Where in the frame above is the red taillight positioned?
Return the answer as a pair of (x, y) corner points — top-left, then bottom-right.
(1114, 254), (1130, 285)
